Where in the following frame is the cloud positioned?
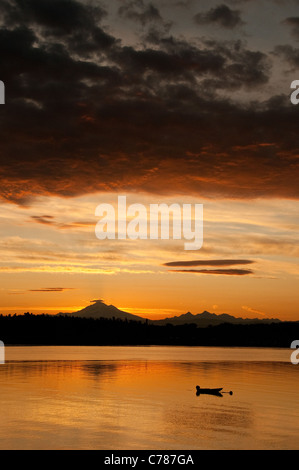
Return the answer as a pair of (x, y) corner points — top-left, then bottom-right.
(169, 269), (253, 275)
(194, 4), (245, 29)
(282, 17), (299, 40)
(31, 215), (56, 225)
(164, 259), (255, 267)
(242, 305), (267, 317)
(0, 0), (297, 204)
(28, 287), (76, 292)
(30, 215), (94, 230)
(118, 0), (164, 26)
(274, 44), (299, 67)
(0, 0), (107, 36)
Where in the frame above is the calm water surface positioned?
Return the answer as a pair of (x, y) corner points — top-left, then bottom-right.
(0, 346), (298, 450)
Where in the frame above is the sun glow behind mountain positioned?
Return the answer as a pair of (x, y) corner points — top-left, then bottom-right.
(0, 194), (298, 320)
(0, 0), (298, 322)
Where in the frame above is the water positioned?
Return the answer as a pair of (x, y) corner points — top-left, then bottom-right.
(0, 346), (298, 450)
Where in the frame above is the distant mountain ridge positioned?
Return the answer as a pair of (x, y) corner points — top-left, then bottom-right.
(62, 300), (282, 327)
(152, 310), (281, 327)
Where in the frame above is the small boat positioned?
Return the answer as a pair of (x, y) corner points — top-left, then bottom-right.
(196, 386), (223, 396)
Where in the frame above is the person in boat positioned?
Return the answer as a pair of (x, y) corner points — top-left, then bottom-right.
(196, 386), (232, 396)
(196, 386), (223, 396)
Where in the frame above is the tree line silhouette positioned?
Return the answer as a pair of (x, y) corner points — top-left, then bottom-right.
(0, 313), (298, 347)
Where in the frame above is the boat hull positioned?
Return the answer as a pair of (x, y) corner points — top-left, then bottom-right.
(196, 386), (223, 396)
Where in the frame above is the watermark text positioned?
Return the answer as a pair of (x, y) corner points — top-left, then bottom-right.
(95, 196), (203, 251)
(0, 341), (4, 364)
(290, 340), (299, 364)
(291, 80), (299, 105)
(0, 81), (4, 104)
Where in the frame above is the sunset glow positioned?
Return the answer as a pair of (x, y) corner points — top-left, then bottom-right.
(0, 0), (298, 322)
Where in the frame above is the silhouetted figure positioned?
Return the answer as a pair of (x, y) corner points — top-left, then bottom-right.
(196, 385), (223, 397)
(196, 386), (233, 397)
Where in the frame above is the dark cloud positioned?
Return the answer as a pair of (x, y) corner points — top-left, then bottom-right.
(0, 0), (116, 58)
(28, 287), (75, 292)
(118, 0), (164, 26)
(31, 215), (94, 230)
(200, 39), (270, 89)
(194, 4), (245, 29)
(31, 215), (56, 225)
(274, 44), (299, 67)
(0, 0), (298, 204)
(282, 17), (299, 40)
(164, 259), (255, 267)
(174, 0), (194, 8)
(169, 269), (253, 275)
(0, 0), (106, 35)
(110, 41), (226, 78)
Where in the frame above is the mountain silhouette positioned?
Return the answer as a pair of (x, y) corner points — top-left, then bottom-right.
(67, 299), (145, 322)
(153, 310), (281, 327)
(63, 300), (281, 326)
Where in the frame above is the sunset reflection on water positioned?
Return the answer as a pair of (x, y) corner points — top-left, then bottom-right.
(0, 347), (298, 449)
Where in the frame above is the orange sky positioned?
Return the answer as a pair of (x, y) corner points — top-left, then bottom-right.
(0, 0), (299, 322)
(0, 193), (298, 321)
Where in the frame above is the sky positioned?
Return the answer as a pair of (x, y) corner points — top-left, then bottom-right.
(0, 0), (298, 320)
